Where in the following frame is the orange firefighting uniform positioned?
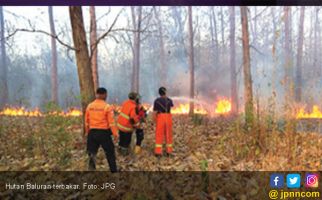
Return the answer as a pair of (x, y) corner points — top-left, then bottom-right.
(85, 99), (118, 172)
(117, 99), (140, 133)
(85, 99), (118, 136)
(153, 97), (174, 155)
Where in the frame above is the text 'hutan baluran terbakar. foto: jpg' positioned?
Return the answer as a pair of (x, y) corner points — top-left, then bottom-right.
(5, 182), (116, 190)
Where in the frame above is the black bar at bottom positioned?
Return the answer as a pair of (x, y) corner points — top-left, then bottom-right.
(0, 171), (321, 199)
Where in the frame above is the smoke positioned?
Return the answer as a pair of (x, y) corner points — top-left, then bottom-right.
(2, 6), (322, 114)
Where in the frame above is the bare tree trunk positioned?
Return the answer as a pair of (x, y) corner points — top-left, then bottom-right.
(271, 7), (277, 95)
(212, 8), (218, 51)
(307, 8), (315, 112)
(252, 7), (258, 75)
(289, 7), (293, 51)
(309, 8), (314, 66)
(154, 7), (167, 87)
(313, 7), (320, 76)
(131, 6), (142, 93)
(0, 6), (8, 108)
(48, 6), (58, 104)
(254, 7), (257, 41)
(240, 6), (254, 129)
(90, 6), (99, 91)
(69, 6), (95, 113)
(220, 7), (225, 47)
(188, 6), (195, 116)
(295, 7), (305, 102)
(210, 7), (219, 64)
(196, 25), (201, 77)
(229, 7), (238, 115)
(284, 6), (293, 103)
(131, 7), (136, 92)
(171, 7), (187, 62)
(209, 8), (215, 53)
(220, 7), (225, 63)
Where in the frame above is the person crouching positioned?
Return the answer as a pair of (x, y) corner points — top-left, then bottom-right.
(117, 92), (140, 155)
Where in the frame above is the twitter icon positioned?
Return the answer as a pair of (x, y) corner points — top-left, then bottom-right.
(287, 174), (301, 188)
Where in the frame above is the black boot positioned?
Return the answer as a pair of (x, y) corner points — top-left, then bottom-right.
(154, 154), (162, 158)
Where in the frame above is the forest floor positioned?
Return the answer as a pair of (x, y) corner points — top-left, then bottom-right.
(0, 115), (321, 171)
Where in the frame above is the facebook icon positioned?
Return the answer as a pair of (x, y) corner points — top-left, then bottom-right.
(270, 174), (284, 188)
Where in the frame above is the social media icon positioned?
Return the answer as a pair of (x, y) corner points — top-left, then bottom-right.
(287, 174), (301, 188)
(270, 174), (284, 188)
(305, 173), (319, 188)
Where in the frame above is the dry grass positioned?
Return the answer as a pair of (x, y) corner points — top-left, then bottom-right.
(0, 114), (321, 171)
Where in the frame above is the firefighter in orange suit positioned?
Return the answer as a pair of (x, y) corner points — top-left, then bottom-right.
(85, 88), (118, 172)
(117, 92), (140, 155)
(153, 87), (174, 156)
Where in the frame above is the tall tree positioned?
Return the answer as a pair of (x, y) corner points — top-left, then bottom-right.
(69, 6), (95, 113)
(171, 7), (187, 62)
(289, 7), (293, 51)
(209, 7), (219, 68)
(0, 6), (8, 108)
(229, 7), (238, 115)
(250, 7), (258, 78)
(219, 7), (226, 65)
(254, 7), (257, 42)
(220, 7), (225, 48)
(240, 6), (254, 129)
(131, 6), (142, 93)
(313, 7), (320, 76)
(154, 7), (167, 87)
(284, 7), (293, 102)
(48, 6), (58, 104)
(295, 7), (305, 102)
(187, 6), (195, 116)
(271, 7), (277, 98)
(90, 6), (99, 91)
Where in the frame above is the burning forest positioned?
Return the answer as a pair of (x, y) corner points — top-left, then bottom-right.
(0, 6), (322, 175)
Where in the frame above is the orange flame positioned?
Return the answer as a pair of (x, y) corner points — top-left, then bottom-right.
(65, 109), (82, 117)
(0, 107), (82, 117)
(1, 98), (232, 117)
(215, 98), (231, 114)
(0, 107), (42, 117)
(296, 105), (322, 119)
(171, 103), (208, 115)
